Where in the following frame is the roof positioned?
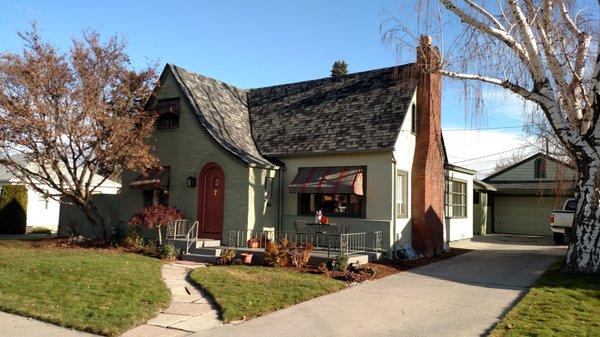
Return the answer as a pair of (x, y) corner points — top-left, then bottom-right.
(168, 65), (278, 168)
(248, 64), (419, 156)
(166, 64), (420, 163)
(489, 181), (575, 193)
(483, 152), (574, 182)
(473, 179), (497, 191)
(445, 163), (476, 175)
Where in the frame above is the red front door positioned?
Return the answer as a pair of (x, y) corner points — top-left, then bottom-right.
(197, 163), (225, 239)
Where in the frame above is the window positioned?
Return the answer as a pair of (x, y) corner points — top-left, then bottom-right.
(446, 179), (467, 218)
(153, 98), (180, 130)
(473, 191), (480, 205)
(534, 158), (547, 178)
(396, 170), (408, 218)
(565, 199), (577, 211)
(298, 193), (364, 217)
(143, 189), (169, 207)
(411, 104), (417, 134)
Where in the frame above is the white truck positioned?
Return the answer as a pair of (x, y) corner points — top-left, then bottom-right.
(550, 198), (577, 244)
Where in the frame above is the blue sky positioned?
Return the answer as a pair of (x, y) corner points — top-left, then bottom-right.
(0, 0), (532, 175)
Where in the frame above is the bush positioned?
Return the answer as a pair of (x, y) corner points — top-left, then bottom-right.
(121, 231), (145, 251)
(216, 249), (236, 265)
(142, 240), (160, 257)
(159, 243), (180, 261)
(264, 239), (291, 267)
(0, 185), (28, 234)
(289, 242), (314, 269)
(129, 205), (184, 243)
(334, 253), (349, 272)
(29, 227), (52, 234)
(318, 262), (329, 274)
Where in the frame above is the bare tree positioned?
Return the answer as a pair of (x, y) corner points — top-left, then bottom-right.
(384, 0), (600, 272)
(0, 25), (158, 241)
(493, 149), (528, 172)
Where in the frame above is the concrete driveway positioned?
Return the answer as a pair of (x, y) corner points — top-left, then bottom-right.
(193, 234), (565, 337)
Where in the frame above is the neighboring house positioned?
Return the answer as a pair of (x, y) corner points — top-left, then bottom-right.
(0, 159), (120, 232)
(114, 37), (474, 256)
(483, 152), (575, 236)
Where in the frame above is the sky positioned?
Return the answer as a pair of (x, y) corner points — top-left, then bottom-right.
(0, 0), (538, 177)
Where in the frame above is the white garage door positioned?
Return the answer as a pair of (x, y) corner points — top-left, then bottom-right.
(493, 196), (563, 236)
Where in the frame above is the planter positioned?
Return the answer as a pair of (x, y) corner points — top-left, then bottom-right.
(247, 240), (259, 248)
(240, 253), (253, 264)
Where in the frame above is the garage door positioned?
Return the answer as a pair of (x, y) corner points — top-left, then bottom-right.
(493, 196), (563, 236)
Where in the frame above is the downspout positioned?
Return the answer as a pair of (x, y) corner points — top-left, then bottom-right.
(277, 168), (284, 232)
(391, 151), (397, 260)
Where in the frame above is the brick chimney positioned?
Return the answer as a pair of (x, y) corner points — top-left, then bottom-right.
(411, 36), (445, 257)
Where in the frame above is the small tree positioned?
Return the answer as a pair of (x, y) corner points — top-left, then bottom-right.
(0, 25), (158, 241)
(0, 185), (28, 234)
(129, 205), (184, 244)
(331, 60), (348, 77)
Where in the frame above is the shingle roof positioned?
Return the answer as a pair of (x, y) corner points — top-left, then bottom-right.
(168, 63), (419, 165)
(169, 65), (277, 168)
(248, 64), (419, 156)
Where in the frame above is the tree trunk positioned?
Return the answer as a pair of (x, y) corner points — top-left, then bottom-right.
(81, 201), (107, 242)
(564, 160), (600, 273)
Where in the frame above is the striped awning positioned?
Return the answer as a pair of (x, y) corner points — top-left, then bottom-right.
(289, 167), (364, 195)
(129, 167), (170, 190)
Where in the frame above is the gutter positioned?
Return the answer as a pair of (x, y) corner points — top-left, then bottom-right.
(391, 151), (398, 260)
(277, 168), (284, 232)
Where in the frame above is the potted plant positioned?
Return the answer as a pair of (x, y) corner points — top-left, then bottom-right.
(247, 236), (259, 248)
(240, 252), (253, 264)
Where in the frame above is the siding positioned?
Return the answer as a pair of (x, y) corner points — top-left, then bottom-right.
(445, 169), (474, 242)
(487, 156), (575, 182)
(118, 72), (250, 238)
(247, 167), (279, 231)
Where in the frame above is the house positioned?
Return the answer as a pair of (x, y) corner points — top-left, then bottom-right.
(0, 159), (120, 233)
(483, 152), (575, 236)
(113, 36), (474, 257)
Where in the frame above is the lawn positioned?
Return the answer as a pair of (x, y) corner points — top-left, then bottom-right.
(0, 240), (170, 336)
(490, 262), (600, 337)
(189, 265), (346, 322)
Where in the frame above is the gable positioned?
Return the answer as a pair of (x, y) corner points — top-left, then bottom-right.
(484, 153), (576, 183)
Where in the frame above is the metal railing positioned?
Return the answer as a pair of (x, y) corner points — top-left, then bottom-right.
(227, 228), (383, 255)
(185, 221), (199, 254)
(166, 220), (189, 239)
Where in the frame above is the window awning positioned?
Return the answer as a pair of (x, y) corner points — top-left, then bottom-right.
(129, 167), (170, 190)
(152, 98), (180, 116)
(289, 167), (364, 195)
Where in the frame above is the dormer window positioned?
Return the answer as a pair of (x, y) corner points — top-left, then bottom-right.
(534, 157), (546, 178)
(153, 98), (180, 130)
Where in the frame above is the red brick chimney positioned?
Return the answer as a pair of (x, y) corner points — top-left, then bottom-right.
(411, 36), (445, 257)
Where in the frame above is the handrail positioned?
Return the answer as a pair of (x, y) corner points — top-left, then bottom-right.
(185, 221), (199, 254)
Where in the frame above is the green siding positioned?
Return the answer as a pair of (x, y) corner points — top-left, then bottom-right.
(488, 157), (575, 182)
(118, 72), (251, 238)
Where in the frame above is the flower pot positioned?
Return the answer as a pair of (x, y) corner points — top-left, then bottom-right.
(240, 253), (253, 264)
(247, 240), (259, 248)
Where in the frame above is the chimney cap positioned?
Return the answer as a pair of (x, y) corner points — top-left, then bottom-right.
(420, 35), (433, 45)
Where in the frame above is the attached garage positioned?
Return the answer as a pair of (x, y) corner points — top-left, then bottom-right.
(492, 195), (564, 236)
(484, 153), (575, 237)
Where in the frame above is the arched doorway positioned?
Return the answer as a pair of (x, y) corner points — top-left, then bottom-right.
(197, 162), (225, 239)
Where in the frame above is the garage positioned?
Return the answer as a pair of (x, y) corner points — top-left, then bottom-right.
(492, 196), (564, 236)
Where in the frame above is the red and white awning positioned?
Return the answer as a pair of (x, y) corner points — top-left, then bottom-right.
(289, 166), (364, 195)
(129, 167), (170, 190)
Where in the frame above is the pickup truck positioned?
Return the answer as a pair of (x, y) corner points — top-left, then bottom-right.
(550, 198), (577, 244)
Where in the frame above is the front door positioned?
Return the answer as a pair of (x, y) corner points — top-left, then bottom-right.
(197, 162), (225, 239)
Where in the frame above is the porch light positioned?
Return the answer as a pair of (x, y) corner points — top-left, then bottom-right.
(186, 176), (196, 188)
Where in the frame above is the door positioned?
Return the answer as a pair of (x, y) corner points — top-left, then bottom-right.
(197, 162), (225, 239)
(493, 196), (562, 236)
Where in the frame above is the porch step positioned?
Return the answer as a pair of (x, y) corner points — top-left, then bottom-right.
(182, 253), (218, 263)
(195, 239), (222, 248)
(191, 247), (222, 256)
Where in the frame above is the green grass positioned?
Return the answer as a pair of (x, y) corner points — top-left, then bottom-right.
(0, 240), (170, 336)
(190, 265), (346, 321)
(490, 262), (600, 337)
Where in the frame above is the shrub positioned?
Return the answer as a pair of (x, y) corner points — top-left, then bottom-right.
(216, 249), (236, 265)
(142, 240), (160, 258)
(29, 227), (52, 234)
(129, 205), (184, 243)
(264, 239), (291, 267)
(334, 253), (349, 272)
(121, 231), (145, 251)
(0, 185), (28, 234)
(289, 242), (314, 269)
(160, 243), (180, 261)
(318, 262), (329, 274)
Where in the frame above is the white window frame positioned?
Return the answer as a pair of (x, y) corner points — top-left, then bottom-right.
(445, 179), (467, 219)
(396, 170), (408, 218)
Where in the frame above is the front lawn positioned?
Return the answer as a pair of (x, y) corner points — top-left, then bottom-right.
(490, 262), (600, 337)
(0, 240), (170, 336)
(190, 265), (346, 321)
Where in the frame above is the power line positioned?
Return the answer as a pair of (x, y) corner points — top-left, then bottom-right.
(452, 145), (529, 164)
(443, 125), (523, 131)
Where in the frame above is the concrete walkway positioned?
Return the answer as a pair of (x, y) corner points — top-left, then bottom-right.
(120, 261), (222, 337)
(192, 234), (565, 337)
(0, 311), (97, 337)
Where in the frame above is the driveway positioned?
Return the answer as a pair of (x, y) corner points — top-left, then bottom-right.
(193, 234), (565, 337)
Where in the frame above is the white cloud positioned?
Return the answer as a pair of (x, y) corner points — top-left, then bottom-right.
(442, 130), (537, 179)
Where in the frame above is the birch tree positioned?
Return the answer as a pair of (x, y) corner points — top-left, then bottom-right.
(385, 0), (600, 272)
(0, 26), (158, 241)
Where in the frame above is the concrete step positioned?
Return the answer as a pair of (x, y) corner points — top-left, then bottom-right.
(195, 239), (221, 248)
(191, 247), (222, 256)
(182, 253), (218, 263)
